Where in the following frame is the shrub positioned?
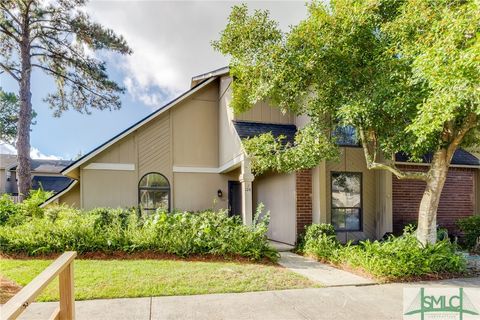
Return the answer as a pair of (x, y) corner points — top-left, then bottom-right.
(300, 224), (339, 261)
(300, 223), (466, 280)
(338, 234), (465, 279)
(0, 190), (53, 227)
(458, 215), (480, 250)
(0, 194), (18, 226)
(0, 205), (278, 261)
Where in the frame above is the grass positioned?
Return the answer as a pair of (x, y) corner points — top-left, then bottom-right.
(0, 258), (317, 302)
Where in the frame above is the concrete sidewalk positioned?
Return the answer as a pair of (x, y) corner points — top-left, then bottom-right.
(278, 252), (376, 286)
(17, 277), (480, 320)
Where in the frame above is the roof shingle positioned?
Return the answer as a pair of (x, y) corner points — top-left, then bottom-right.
(395, 149), (480, 166)
(233, 121), (297, 144)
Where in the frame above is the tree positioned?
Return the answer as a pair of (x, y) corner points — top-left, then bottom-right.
(0, 0), (131, 199)
(213, 0), (480, 245)
(0, 88), (37, 144)
(0, 89), (19, 144)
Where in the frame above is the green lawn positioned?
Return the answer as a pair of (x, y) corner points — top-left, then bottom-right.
(0, 258), (317, 301)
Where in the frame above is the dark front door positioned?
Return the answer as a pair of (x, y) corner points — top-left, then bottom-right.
(228, 181), (242, 217)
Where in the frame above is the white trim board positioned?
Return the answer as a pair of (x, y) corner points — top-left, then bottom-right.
(173, 154), (245, 174)
(83, 163), (135, 171)
(173, 166), (218, 173)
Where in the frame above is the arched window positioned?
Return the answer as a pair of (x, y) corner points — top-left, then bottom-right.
(138, 173), (170, 214)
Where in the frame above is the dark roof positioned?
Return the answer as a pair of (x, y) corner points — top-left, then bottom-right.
(395, 149), (480, 166)
(32, 176), (74, 194)
(233, 121), (297, 144)
(9, 159), (73, 173)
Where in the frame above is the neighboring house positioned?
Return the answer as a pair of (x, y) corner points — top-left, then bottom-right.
(45, 67), (480, 245)
(0, 155), (73, 198)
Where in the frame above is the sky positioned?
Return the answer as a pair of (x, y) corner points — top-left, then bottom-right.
(0, 1), (308, 160)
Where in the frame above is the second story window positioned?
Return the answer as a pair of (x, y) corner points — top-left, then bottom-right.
(332, 125), (359, 146)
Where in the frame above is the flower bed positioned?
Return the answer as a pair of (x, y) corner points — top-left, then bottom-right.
(298, 224), (467, 281)
(0, 194), (278, 261)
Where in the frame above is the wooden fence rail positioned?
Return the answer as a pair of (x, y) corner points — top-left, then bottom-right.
(1, 251), (77, 320)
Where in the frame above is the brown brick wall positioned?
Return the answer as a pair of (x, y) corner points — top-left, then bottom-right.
(296, 169), (312, 236)
(392, 165), (475, 236)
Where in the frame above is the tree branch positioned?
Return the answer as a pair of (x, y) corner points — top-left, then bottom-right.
(0, 3), (22, 27)
(359, 127), (429, 181)
(0, 62), (20, 81)
(31, 63), (113, 101)
(0, 23), (21, 43)
(446, 113), (477, 160)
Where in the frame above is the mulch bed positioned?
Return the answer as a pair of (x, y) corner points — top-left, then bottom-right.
(0, 276), (21, 304)
(0, 251), (276, 265)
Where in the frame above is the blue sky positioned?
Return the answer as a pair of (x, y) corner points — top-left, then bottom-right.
(0, 1), (308, 160)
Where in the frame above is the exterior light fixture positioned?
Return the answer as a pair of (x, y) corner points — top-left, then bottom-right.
(217, 189), (223, 198)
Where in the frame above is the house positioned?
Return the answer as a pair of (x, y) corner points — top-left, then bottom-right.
(45, 67), (480, 244)
(0, 155), (73, 197)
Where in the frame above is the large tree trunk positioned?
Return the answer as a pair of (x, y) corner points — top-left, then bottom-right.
(16, 25), (33, 201)
(416, 148), (450, 245)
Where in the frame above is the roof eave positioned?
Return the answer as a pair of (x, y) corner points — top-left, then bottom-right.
(191, 66), (229, 87)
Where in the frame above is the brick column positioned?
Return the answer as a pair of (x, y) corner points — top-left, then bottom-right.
(296, 169), (313, 236)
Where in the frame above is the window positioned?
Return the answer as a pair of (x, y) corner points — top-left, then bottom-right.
(331, 172), (362, 231)
(138, 173), (170, 214)
(332, 125), (359, 146)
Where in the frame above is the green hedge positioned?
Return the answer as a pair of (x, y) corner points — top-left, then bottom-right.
(0, 198), (278, 261)
(457, 215), (480, 250)
(300, 223), (466, 280)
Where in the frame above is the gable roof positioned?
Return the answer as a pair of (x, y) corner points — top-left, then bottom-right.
(395, 149), (480, 166)
(233, 121), (297, 145)
(62, 77), (217, 176)
(9, 159), (72, 173)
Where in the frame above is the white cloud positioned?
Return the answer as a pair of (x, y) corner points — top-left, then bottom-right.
(86, 1), (307, 108)
(0, 141), (62, 160)
(0, 142), (16, 155)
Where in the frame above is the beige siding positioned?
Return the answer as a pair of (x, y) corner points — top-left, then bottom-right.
(79, 132), (139, 209)
(137, 112), (171, 180)
(325, 147), (376, 241)
(59, 183), (81, 207)
(0, 169), (5, 194)
(94, 134), (137, 164)
(253, 172), (296, 245)
(172, 82), (219, 168)
(375, 170), (393, 238)
(67, 81), (229, 211)
(235, 100), (295, 124)
(218, 76), (243, 166)
(82, 169), (137, 209)
(173, 172), (228, 212)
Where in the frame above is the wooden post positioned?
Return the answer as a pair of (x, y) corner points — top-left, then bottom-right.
(58, 262), (75, 320)
(2, 251), (76, 320)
